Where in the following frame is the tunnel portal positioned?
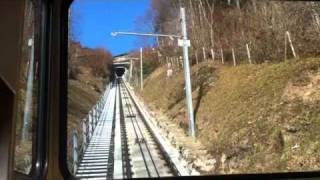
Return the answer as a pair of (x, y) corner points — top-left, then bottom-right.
(114, 66), (126, 77)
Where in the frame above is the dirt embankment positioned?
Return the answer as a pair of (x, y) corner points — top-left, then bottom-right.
(68, 65), (106, 131)
(67, 65), (107, 170)
(140, 58), (320, 174)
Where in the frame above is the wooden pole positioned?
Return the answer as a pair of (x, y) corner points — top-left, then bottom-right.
(232, 48), (236, 66)
(284, 32), (287, 60)
(195, 51), (199, 64)
(286, 31), (297, 58)
(202, 47), (207, 61)
(246, 43), (252, 64)
(220, 48), (224, 64)
(157, 50), (161, 63)
(211, 48), (215, 62)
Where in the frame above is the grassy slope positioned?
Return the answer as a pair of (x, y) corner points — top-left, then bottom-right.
(141, 58), (320, 174)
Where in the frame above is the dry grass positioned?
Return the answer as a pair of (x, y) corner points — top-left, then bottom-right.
(67, 65), (106, 171)
(141, 58), (320, 174)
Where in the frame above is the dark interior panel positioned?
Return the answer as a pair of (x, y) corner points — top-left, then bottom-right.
(0, 78), (15, 180)
(0, 0), (25, 179)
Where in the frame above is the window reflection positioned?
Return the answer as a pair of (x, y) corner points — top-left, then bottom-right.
(14, 0), (38, 175)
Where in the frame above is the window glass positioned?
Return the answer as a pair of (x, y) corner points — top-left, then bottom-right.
(67, 3), (113, 174)
(66, 0), (320, 178)
(14, 0), (38, 174)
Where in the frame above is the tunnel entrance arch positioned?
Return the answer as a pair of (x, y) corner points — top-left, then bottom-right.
(114, 65), (126, 77)
(113, 54), (139, 80)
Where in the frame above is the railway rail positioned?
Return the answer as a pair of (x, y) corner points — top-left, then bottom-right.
(73, 79), (180, 179)
(118, 79), (175, 178)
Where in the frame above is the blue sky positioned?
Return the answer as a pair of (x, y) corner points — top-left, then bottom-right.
(71, 0), (154, 56)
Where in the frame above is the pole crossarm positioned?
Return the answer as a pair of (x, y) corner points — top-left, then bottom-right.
(111, 31), (182, 39)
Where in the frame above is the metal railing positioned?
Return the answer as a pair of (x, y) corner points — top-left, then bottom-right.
(70, 84), (111, 174)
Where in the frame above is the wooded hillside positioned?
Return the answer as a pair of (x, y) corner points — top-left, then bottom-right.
(143, 0), (320, 65)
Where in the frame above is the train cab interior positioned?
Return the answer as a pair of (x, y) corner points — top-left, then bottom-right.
(0, 0), (72, 179)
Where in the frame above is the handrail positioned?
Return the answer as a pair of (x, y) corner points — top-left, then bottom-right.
(70, 83), (111, 174)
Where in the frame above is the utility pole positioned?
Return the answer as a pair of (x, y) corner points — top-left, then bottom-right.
(140, 48), (143, 91)
(180, 7), (195, 137)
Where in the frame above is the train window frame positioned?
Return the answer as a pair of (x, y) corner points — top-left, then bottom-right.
(12, 0), (50, 179)
(59, 0), (76, 179)
(58, 0), (320, 179)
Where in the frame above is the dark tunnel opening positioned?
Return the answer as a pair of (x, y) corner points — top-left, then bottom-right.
(114, 67), (126, 77)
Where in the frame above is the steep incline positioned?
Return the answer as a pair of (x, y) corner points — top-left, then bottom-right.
(139, 58), (320, 174)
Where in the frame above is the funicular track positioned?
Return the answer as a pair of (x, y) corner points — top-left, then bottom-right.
(75, 82), (117, 180)
(74, 79), (178, 179)
(118, 79), (176, 178)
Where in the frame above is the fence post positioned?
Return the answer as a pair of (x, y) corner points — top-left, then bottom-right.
(96, 107), (99, 125)
(92, 109), (95, 129)
(211, 48), (215, 62)
(195, 51), (199, 64)
(97, 102), (101, 118)
(174, 57), (177, 69)
(220, 48), (224, 64)
(90, 111), (94, 135)
(232, 48), (236, 66)
(286, 31), (297, 58)
(86, 118), (90, 145)
(246, 43), (252, 64)
(176, 57), (179, 69)
(82, 120), (87, 151)
(88, 115), (92, 138)
(157, 50), (161, 63)
(94, 108), (98, 127)
(203, 47), (207, 61)
(284, 31), (287, 61)
(72, 130), (78, 174)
